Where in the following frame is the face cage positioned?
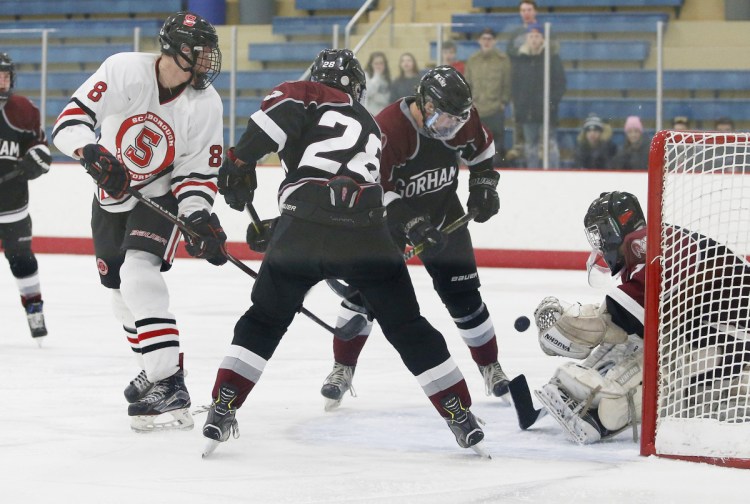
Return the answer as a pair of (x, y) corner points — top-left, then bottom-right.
(424, 107), (469, 140)
(175, 44), (222, 90)
(585, 220), (625, 279)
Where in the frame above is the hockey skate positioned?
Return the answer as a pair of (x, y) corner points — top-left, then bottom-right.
(128, 370), (193, 432)
(479, 362), (510, 403)
(320, 363), (356, 411)
(25, 301), (47, 345)
(124, 369), (154, 404)
(440, 393), (491, 458)
(533, 382), (602, 444)
(202, 384), (240, 458)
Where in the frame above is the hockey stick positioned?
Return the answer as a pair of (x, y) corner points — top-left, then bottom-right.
(0, 168), (23, 185)
(326, 209), (480, 299)
(508, 374), (547, 430)
(125, 187), (358, 340)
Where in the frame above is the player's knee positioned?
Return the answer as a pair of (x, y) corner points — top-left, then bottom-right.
(439, 289), (482, 319)
(6, 249), (38, 278)
(233, 310), (286, 357)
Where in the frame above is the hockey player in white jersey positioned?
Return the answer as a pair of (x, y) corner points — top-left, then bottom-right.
(52, 11), (227, 432)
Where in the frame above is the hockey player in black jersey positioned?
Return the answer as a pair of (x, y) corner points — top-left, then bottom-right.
(319, 65), (509, 410)
(203, 49), (488, 458)
(53, 12), (226, 432)
(0, 52), (51, 343)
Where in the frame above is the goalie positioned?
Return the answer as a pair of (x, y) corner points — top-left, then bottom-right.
(531, 191), (647, 444)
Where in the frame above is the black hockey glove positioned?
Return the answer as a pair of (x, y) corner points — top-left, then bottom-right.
(19, 147), (51, 180)
(183, 210), (228, 266)
(403, 215), (445, 258)
(218, 147), (257, 211)
(246, 217), (278, 253)
(467, 169), (500, 223)
(80, 143), (131, 199)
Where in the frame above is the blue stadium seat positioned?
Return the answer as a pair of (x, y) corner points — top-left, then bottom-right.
(10, 44), (133, 65)
(472, 0), (682, 8)
(213, 70), (302, 92)
(430, 40), (649, 63)
(566, 70), (750, 93)
(558, 98), (750, 122)
(296, 0), (371, 11)
(3, 0), (181, 16)
(227, 97), (264, 118)
(0, 19), (162, 40)
(15, 71), (90, 91)
(248, 42), (328, 63)
(272, 16), (352, 36)
(451, 12), (668, 34)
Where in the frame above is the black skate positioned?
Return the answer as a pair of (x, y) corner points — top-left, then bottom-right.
(440, 393), (490, 458)
(479, 362), (510, 403)
(320, 363), (356, 411)
(25, 301), (47, 344)
(202, 384), (240, 458)
(124, 370), (154, 404)
(128, 370), (193, 432)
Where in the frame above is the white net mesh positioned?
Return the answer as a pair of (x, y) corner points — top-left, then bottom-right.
(655, 131), (750, 459)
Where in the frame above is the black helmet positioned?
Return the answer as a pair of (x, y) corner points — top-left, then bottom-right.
(0, 52), (15, 102)
(584, 191), (646, 274)
(310, 49), (367, 103)
(159, 11), (221, 90)
(416, 65), (472, 139)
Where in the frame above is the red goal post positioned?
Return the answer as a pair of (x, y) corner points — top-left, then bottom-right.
(642, 130), (750, 468)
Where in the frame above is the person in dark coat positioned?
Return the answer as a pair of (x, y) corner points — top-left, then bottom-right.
(574, 114), (617, 170)
(611, 115), (649, 171)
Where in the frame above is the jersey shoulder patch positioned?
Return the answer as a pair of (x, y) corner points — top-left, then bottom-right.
(3, 94), (41, 132)
(262, 81), (351, 112)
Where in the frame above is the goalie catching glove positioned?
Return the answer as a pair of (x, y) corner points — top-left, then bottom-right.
(218, 147), (257, 211)
(80, 144), (131, 199)
(183, 210), (228, 266)
(19, 146), (51, 180)
(467, 169), (500, 223)
(534, 296), (628, 359)
(246, 217), (278, 253)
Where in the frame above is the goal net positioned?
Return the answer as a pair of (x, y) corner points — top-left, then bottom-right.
(642, 130), (750, 468)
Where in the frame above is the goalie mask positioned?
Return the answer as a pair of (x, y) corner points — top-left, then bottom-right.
(159, 11), (222, 90)
(416, 65), (472, 140)
(584, 191), (646, 277)
(0, 52), (15, 102)
(310, 49), (367, 103)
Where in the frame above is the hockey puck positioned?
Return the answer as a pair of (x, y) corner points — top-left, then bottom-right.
(514, 316), (530, 332)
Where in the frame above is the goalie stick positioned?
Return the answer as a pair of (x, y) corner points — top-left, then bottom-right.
(124, 187), (364, 341)
(326, 209), (480, 299)
(508, 374), (547, 430)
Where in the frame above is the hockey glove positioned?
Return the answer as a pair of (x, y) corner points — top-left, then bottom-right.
(80, 144), (131, 199)
(467, 169), (500, 223)
(183, 210), (228, 266)
(19, 147), (51, 180)
(246, 217), (278, 253)
(403, 215), (445, 258)
(218, 147), (257, 211)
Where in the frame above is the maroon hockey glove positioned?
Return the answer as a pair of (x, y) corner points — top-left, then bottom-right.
(218, 147), (257, 211)
(467, 169), (500, 223)
(183, 210), (228, 266)
(246, 217), (278, 253)
(19, 147), (51, 180)
(80, 144), (131, 199)
(403, 215), (446, 258)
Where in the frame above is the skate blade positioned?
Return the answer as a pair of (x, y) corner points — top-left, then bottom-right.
(34, 336), (46, 348)
(130, 407), (195, 433)
(497, 391), (511, 406)
(202, 439), (221, 458)
(470, 441), (492, 459)
(323, 397), (343, 412)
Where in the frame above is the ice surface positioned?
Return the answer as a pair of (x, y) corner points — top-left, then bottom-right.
(1, 255), (747, 503)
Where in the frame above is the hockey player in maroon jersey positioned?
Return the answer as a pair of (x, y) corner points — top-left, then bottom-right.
(0, 52), (51, 343)
(318, 65), (510, 411)
(52, 12), (226, 432)
(203, 50), (488, 458)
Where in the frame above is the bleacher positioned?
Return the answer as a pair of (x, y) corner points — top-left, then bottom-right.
(452, 12), (668, 35)
(272, 15), (352, 37)
(2, 0), (182, 16)
(472, 0), (683, 10)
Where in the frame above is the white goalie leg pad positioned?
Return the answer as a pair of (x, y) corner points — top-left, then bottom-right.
(599, 385), (642, 432)
(534, 382), (602, 444)
(554, 361), (628, 407)
(582, 333), (643, 375)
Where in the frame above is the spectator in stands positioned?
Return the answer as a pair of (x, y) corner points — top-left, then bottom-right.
(465, 28), (512, 167)
(441, 41), (465, 75)
(507, 0), (541, 58)
(390, 53), (422, 100)
(672, 115), (690, 131)
(611, 116), (649, 171)
(574, 114), (616, 170)
(510, 23), (566, 169)
(364, 51), (391, 115)
(715, 117), (735, 132)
